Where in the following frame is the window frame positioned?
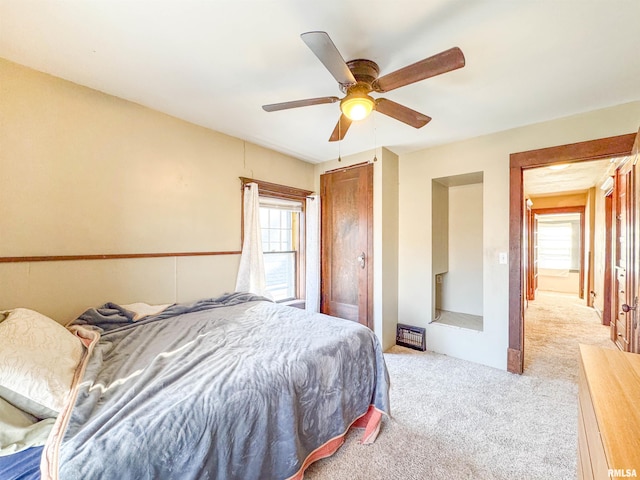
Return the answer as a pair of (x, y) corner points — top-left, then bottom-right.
(240, 177), (313, 301)
(537, 215), (581, 271)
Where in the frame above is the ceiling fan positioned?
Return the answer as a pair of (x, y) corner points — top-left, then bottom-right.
(262, 31), (465, 142)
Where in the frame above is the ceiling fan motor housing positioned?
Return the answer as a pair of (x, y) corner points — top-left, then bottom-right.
(341, 59), (380, 92)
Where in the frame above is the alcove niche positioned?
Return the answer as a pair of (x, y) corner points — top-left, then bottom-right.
(432, 171), (483, 331)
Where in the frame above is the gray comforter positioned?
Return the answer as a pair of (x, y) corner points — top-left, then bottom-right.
(54, 293), (390, 480)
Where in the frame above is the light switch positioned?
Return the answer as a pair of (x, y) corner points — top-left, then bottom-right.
(499, 252), (508, 264)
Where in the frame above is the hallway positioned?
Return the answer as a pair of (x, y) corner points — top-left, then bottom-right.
(524, 291), (614, 378)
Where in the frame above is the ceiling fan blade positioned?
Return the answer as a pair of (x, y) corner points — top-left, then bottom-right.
(373, 47), (465, 93)
(262, 96), (340, 112)
(301, 31), (357, 87)
(375, 98), (432, 128)
(329, 114), (352, 142)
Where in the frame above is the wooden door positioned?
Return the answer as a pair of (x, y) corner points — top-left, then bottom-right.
(320, 163), (373, 328)
(613, 165), (632, 351)
(630, 129), (640, 353)
(533, 215), (539, 294)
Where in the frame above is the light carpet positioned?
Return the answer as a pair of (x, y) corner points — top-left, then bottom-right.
(305, 291), (614, 480)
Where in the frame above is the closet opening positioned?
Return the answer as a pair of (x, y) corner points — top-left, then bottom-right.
(431, 172), (484, 332)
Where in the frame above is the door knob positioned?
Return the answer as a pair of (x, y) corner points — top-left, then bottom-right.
(357, 252), (366, 269)
(622, 303), (636, 313)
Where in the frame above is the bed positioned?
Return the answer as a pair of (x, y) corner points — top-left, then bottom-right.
(0, 292), (390, 480)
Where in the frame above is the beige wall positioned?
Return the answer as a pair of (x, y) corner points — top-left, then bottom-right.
(399, 100), (640, 370)
(528, 192), (588, 209)
(441, 182), (483, 316)
(2, 55), (638, 367)
(0, 58), (315, 322)
(538, 269), (580, 294)
(431, 181), (449, 276)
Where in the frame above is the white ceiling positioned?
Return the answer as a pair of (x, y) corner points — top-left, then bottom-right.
(524, 158), (617, 197)
(1, 0), (639, 164)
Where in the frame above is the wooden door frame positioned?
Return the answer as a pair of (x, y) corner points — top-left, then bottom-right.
(526, 204), (535, 302)
(531, 206), (586, 299)
(508, 133), (636, 374)
(602, 190), (614, 326)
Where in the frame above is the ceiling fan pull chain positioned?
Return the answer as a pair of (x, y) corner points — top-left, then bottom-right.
(338, 117), (342, 162)
(372, 113), (378, 162)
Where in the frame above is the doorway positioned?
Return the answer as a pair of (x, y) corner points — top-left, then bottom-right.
(320, 162), (373, 328)
(508, 133), (637, 374)
(531, 209), (584, 298)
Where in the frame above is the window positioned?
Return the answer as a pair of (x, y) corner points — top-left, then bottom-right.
(260, 198), (301, 302)
(537, 213), (581, 270)
(240, 177), (312, 303)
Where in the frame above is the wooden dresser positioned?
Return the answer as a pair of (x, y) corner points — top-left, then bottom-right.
(578, 344), (640, 479)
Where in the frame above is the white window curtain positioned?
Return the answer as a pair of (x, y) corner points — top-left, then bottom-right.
(235, 183), (267, 296)
(305, 195), (320, 312)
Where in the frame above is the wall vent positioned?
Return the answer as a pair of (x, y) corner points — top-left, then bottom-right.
(396, 323), (426, 351)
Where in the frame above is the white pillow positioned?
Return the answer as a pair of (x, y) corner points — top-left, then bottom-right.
(120, 302), (171, 321)
(0, 308), (83, 419)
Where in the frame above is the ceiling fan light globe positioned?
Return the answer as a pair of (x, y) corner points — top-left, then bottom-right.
(340, 95), (374, 121)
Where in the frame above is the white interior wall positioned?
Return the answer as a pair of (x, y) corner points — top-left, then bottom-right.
(398, 100), (640, 370)
(431, 180), (448, 317)
(441, 183), (483, 316)
(379, 149), (400, 350)
(431, 181), (449, 276)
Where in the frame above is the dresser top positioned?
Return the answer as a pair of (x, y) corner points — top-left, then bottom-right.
(579, 344), (640, 472)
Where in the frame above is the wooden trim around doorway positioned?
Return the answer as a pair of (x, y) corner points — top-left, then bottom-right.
(508, 133), (636, 374)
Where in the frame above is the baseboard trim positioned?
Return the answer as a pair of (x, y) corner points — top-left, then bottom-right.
(507, 348), (523, 374)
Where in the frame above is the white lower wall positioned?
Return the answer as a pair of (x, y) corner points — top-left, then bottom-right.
(0, 255), (241, 324)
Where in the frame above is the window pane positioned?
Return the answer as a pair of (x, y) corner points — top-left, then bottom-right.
(538, 221), (574, 269)
(260, 208), (269, 228)
(269, 229), (281, 249)
(269, 209), (280, 228)
(282, 210), (291, 228)
(258, 203), (298, 300)
(264, 252), (296, 301)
